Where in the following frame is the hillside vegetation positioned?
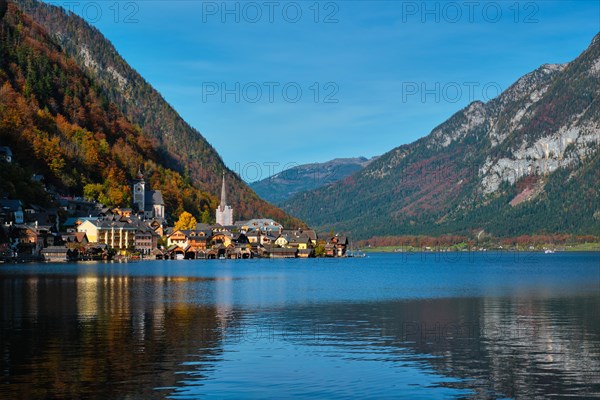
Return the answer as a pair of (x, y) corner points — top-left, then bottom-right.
(1, 1), (303, 227)
(283, 34), (600, 239)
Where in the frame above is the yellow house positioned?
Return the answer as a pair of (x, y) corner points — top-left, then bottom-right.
(167, 230), (189, 248)
(275, 235), (289, 247)
(211, 233), (232, 247)
(292, 236), (312, 250)
(77, 219), (136, 250)
(246, 232), (260, 243)
(77, 220), (100, 243)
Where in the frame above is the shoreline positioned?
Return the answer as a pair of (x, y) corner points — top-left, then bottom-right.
(2, 249), (599, 265)
(363, 244), (600, 253)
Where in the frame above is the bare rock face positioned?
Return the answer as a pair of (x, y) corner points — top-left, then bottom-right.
(480, 123), (599, 195)
(282, 33), (600, 238)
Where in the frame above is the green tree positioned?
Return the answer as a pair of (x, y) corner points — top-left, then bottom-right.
(174, 211), (197, 231)
(83, 183), (103, 201)
(314, 244), (326, 257)
(200, 208), (211, 224)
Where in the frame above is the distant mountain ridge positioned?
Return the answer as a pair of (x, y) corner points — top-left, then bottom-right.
(283, 33), (600, 239)
(250, 157), (374, 205)
(12, 0), (303, 227)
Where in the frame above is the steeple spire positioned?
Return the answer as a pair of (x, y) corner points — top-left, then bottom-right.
(220, 172), (227, 208)
(216, 171), (233, 226)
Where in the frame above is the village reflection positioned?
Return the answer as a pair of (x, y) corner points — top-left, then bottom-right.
(1, 274), (599, 399)
(0, 273), (237, 399)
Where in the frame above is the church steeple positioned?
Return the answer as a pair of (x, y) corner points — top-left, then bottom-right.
(216, 171), (233, 226)
(220, 171), (227, 209)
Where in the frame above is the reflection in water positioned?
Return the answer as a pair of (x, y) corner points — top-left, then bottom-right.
(0, 256), (599, 399)
(1, 275), (227, 399)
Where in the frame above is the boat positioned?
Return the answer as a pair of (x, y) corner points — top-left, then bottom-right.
(544, 249), (555, 254)
(347, 242), (367, 258)
(347, 249), (367, 258)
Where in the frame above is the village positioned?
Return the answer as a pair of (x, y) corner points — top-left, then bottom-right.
(0, 147), (349, 262)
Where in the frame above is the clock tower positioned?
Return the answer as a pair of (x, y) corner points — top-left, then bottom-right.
(133, 169), (145, 213)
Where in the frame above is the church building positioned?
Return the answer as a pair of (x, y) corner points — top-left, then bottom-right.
(216, 172), (233, 226)
(133, 171), (165, 221)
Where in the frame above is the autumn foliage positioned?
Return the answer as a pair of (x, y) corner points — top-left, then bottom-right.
(0, 4), (216, 219)
(8, 0), (305, 229)
(174, 211), (197, 231)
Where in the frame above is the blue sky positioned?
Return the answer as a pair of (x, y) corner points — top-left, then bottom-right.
(53, 1), (599, 181)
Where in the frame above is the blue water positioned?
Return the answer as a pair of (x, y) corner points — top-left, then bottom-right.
(1, 252), (599, 398)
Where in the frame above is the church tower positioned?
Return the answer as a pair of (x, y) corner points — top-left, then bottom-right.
(216, 172), (233, 226)
(133, 168), (145, 213)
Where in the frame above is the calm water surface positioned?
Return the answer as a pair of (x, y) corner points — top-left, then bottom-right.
(1, 252), (599, 399)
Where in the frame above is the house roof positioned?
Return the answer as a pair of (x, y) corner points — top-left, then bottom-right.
(245, 219), (282, 232)
(74, 232), (87, 243)
(145, 190), (164, 207)
(62, 217), (79, 227)
(182, 229), (212, 238)
(91, 219), (137, 230)
(303, 230), (318, 241)
(60, 232), (76, 241)
(0, 199), (23, 212)
(232, 233), (249, 241)
(212, 231), (233, 238)
(12, 224), (38, 233)
(328, 235), (348, 244)
(42, 246), (68, 254)
(277, 235), (290, 243)
(266, 247), (297, 254)
(289, 235), (312, 245)
(166, 244), (188, 252)
(195, 222), (212, 231)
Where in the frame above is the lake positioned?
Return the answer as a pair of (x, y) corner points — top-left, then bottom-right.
(1, 252), (599, 399)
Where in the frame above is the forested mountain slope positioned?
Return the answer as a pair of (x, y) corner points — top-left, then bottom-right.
(283, 34), (600, 239)
(2, 0), (303, 227)
(250, 157), (373, 205)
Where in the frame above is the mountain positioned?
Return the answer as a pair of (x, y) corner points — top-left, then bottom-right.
(0, 2), (215, 214)
(250, 157), (374, 205)
(283, 33), (600, 239)
(4, 0), (303, 227)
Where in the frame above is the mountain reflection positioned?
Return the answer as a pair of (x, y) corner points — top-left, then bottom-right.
(1, 272), (599, 399)
(258, 297), (600, 398)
